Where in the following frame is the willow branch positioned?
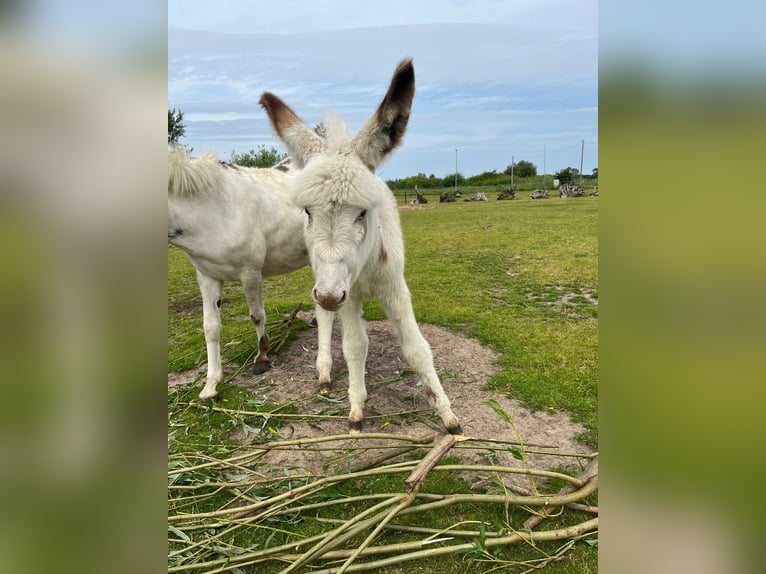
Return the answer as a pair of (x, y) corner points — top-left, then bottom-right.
(303, 518), (599, 574)
(168, 432), (435, 476)
(523, 456), (598, 530)
(278, 495), (407, 574)
(404, 433), (459, 492)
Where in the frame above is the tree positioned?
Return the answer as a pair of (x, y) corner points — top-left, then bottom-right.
(554, 167), (580, 184)
(442, 172), (465, 188)
(591, 167), (598, 179)
(168, 107), (186, 144)
(504, 160), (537, 178)
(230, 146), (288, 168)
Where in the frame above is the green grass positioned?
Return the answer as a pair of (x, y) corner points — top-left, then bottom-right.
(168, 189), (598, 572)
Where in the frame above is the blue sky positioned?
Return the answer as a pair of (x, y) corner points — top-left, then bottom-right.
(168, 0), (598, 180)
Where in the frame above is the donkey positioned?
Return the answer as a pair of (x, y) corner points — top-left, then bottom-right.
(259, 59), (462, 435)
(168, 146), (331, 400)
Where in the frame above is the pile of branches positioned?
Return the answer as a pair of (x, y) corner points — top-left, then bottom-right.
(439, 190), (462, 203)
(529, 189), (549, 200)
(558, 184), (584, 198)
(410, 190), (428, 204)
(169, 431), (598, 573)
(497, 187), (516, 200)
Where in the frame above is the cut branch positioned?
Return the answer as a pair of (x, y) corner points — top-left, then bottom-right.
(404, 433), (458, 492)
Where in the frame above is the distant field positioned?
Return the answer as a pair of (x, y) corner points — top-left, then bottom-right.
(391, 182), (598, 205)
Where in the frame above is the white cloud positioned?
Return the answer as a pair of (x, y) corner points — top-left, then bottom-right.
(168, 2), (598, 177)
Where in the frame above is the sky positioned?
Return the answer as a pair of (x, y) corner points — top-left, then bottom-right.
(168, 0), (598, 180)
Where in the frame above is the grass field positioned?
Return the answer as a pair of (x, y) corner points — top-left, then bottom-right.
(168, 189), (598, 572)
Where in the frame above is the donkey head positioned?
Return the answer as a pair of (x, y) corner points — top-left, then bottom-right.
(260, 59), (415, 311)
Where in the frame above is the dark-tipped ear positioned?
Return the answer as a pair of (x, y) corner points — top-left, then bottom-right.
(351, 58), (415, 170)
(259, 92), (326, 168)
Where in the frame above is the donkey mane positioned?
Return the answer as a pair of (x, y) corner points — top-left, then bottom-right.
(167, 146), (221, 199)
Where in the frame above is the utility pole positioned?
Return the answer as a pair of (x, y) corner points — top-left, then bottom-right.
(579, 139), (585, 186)
(454, 148), (458, 191)
(543, 145), (547, 189)
(511, 155), (514, 189)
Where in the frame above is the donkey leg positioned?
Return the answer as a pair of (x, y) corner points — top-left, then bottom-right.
(242, 272), (271, 375)
(338, 296), (368, 433)
(197, 271), (224, 400)
(382, 288), (462, 435)
(314, 305), (335, 392)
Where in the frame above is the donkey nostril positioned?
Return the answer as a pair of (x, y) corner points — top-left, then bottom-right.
(339, 291), (347, 304)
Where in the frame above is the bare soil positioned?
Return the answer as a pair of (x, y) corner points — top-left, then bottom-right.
(169, 315), (593, 488)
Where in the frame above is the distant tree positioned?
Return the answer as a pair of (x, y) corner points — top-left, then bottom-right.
(504, 160), (537, 178)
(466, 170), (507, 186)
(442, 172), (465, 188)
(554, 166), (580, 184)
(230, 145), (288, 168)
(591, 167), (598, 178)
(168, 107), (186, 144)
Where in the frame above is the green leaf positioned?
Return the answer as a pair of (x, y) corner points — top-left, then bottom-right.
(483, 399), (513, 425)
(168, 525), (190, 542)
(507, 446), (523, 460)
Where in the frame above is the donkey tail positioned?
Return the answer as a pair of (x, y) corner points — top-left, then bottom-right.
(168, 145), (221, 198)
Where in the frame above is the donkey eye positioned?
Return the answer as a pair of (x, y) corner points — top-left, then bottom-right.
(356, 210), (367, 222)
(304, 208), (312, 219)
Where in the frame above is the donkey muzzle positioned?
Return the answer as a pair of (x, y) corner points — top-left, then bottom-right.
(312, 287), (347, 311)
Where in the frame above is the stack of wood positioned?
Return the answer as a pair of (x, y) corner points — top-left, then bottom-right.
(529, 189), (549, 199)
(410, 190), (428, 204)
(497, 187), (516, 200)
(439, 190), (462, 203)
(464, 191), (487, 202)
(559, 183), (584, 198)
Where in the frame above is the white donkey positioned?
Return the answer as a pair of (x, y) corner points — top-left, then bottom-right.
(259, 59), (462, 435)
(168, 147), (331, 400)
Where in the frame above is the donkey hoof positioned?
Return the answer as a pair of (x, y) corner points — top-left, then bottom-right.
(348, 420), (364, 434)
(446, 422), (464, 436)
(252, 361), (272, 375)
(199, 389), (218, 401)
(319, 381), (332, 393)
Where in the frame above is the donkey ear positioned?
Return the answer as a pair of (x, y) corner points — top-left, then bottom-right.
(351, 58), (415, 171)
(259, 92), (326, 168)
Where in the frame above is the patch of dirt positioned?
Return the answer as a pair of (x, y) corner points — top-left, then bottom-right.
(168, 368), (203, 388)
(559, 289), (598, 306)
(168, 314), (594, 488)
(169, 301), (202, 316)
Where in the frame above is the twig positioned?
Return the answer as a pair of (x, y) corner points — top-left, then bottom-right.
(278, 495), (408, 574)
(271, 302), (303, 354)
(463, 436), (559, 449)
(335, 493), (417, 573)
(404, 433), (459, 492)
(349, 445), (421, 473)
(168, 432), (435, 475)
(315, 517), (503, 539)
(523, 456), (598, 530)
